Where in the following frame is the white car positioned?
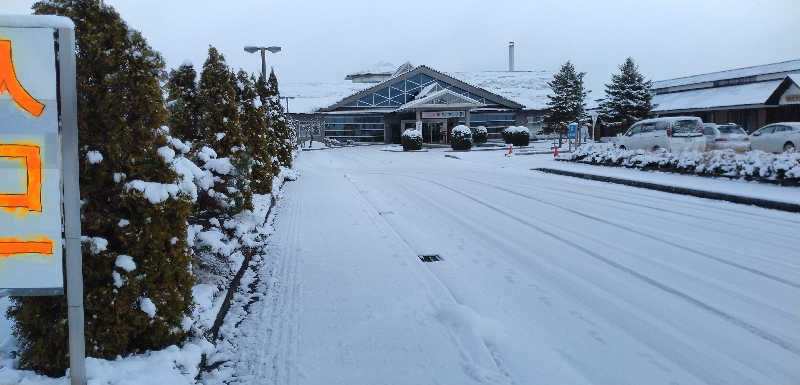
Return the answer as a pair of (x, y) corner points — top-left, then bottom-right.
(616, 116), (706, 152)
(702, 123), (751, 152)
(749, 122), (799, 153)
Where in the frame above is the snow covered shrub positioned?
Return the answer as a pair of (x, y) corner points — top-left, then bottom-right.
(11, 1), (194, 376)
(472, 125), (488, 144)
(451, 125), (473, 151)
(503, 126), (530, 146)
(569, 143), (800, 185)
(402, 129), (423, 151)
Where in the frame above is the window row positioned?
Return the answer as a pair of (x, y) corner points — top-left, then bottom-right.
(325, 116), (384, 124)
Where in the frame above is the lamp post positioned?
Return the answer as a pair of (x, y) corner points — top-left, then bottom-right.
(244, 45), (281, 80)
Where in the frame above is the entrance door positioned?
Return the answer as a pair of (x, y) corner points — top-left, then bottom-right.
(422, 119), (446, 143)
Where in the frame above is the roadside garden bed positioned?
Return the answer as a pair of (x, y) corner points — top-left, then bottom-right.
(565, 143), (800, 186)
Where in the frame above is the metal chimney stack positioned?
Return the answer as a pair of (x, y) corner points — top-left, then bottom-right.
(508, 41), (515, 72)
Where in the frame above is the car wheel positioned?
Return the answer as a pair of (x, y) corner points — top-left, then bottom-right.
(784, 142), (796, 153)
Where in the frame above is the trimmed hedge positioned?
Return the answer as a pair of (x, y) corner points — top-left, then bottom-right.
(451, 125), (472, 151)
(502, 126), (530, 146)
(568, 143), (800, 186)
(402, 129), (423, 151)
(472, 126), (488, 144)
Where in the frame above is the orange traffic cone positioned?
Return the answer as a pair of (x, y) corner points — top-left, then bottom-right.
(508, 144), (513, 155)
(553, 146), (559, 157)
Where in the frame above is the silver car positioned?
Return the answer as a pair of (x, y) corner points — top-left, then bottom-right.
(702, 123), (750, 151)
(616, 116), (706, 152)
(749, 122), (799, 153)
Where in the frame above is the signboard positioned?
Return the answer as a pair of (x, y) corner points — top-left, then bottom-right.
(568, 123), (577, 139)
(0, 25), (63, 295)
(422, 111), (465, 119)
(0, 15), (85, 384)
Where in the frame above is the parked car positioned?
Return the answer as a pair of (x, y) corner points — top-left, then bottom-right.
(749, 122), (799, 153)
(615, 116), (705, 152)
(702, 123), (751, 151)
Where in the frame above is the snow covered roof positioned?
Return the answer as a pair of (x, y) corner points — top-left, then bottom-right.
(448, 70), (552, 110)
(347, 61), (397, 77)
(653, 59), (800, 90)
(278, 80), (371, 114)
(282, 66), (552, 113)
(652, 80), (782, 112)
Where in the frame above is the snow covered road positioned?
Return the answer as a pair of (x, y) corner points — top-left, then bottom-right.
(219, 147), (800, 385)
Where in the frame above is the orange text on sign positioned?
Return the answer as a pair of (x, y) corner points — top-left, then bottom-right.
(0, 39), (44, 117)
(0, 237), (54, 258)
(0, 143), (42, 212)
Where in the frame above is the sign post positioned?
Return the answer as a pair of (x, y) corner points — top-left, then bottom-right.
(0, 15), (85, 385)
(568, 122), (577, 151)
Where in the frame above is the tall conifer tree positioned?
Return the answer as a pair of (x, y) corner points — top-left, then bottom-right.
(598, 57), (653, 134)
(11, 0), (194, 375)
(544, 61), (588, 139)
(166, 63), (200, 143)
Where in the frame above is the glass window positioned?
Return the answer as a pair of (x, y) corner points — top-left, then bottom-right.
(716, 125), (745, 135)
(673, 119), (701, 134)
(752, 125), (775, 136)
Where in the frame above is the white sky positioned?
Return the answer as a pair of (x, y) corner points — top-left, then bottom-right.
(3, 0), (799, 97)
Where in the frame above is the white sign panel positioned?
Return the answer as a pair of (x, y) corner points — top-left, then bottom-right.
(422, 111), (465, 119)
(0, 26), (63, 294)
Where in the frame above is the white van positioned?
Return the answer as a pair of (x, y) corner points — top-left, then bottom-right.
(615, 116), (706, 152)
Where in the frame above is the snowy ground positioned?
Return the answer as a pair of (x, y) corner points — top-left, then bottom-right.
(205, 147), (800, 385)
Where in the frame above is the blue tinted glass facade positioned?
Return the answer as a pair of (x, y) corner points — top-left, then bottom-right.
(458, 113), (516, 139)
(343, 74), (491, 108)
(324, 115), (385, 142)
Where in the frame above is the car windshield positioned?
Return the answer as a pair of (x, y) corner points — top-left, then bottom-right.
(717, 125), (745, 135)
(673, 119), (701, 134)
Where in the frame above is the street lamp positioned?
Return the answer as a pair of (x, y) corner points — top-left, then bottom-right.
(244, 45), (281, 80)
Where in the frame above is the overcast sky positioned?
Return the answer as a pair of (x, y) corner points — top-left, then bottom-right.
(3, 0), (799, 97)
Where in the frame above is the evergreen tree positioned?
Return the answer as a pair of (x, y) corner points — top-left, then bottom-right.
(544, 61), (588, 139)
(196, 46), (252, 216)
(598, 57), (653, 135)
(236, 71), (275, 194)
(11, 0), (194, 376)
(196, 46), (241, 157)
(264, 69), (296, 168)
(165, 63), (200, 143)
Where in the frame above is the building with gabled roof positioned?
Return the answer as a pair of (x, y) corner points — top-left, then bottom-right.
(316, 63), (547, 143)
(652, 59), (800, 132)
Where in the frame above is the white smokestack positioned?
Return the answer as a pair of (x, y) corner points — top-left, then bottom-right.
(508, 41), (515, 72)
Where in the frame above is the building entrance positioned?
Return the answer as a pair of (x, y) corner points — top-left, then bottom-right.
(422, 119), (446, 144)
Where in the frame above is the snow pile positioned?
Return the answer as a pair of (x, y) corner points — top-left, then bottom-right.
(503, 126), (530, 134)
(86, 150), (103, 164)
(0, 337), (213, 385)
(115, 255), (137, 272)
(474, 126), (488, 135)
(569, 142), (800, 184)
(452, 125), (472, 136)
(402, 129), (422, 139)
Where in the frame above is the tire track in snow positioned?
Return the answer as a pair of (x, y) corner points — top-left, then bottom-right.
(441, 174), (800, 290)
(400, 174), (800, 358)
(234, 192), (301, 385)
(343, 173), (514, 385)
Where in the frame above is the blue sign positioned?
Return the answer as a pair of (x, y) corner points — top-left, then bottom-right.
(568, 123), (577, 139)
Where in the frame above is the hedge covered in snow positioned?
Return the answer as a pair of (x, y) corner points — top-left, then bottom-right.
(402, 129), (423, 151)
(472, 125), (488, 144)
(502, 126), (530, 146)
(451, 125), (472, 151)
(568, 143), (800, 185)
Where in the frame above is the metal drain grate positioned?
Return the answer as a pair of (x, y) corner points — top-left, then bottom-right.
(418, 254), (442, 263)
